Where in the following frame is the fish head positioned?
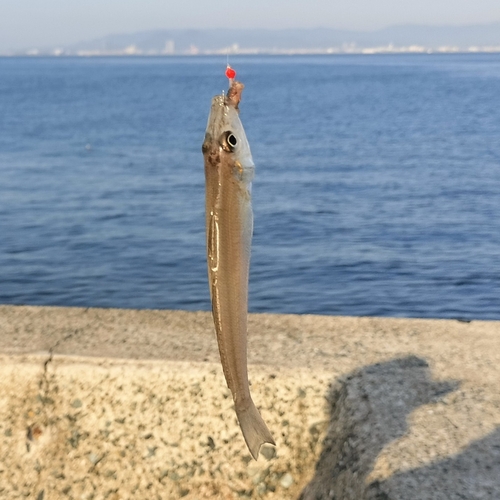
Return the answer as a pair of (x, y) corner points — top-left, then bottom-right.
(202, 87), (255, 179)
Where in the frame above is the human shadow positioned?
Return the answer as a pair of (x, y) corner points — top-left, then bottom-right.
(299, 355), (499, 499)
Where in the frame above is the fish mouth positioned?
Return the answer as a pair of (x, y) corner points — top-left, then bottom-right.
(204, 81), (244, 143)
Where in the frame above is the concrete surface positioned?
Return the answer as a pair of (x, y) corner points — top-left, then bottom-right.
(0, 305), (499, 499)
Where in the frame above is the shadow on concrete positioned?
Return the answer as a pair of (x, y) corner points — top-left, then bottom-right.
(299, 355), (500, 500)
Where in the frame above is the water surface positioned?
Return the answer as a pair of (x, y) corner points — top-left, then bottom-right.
(1, 54), (499, 319)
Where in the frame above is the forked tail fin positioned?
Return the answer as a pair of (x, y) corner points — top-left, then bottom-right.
(235, 400), (275, 460)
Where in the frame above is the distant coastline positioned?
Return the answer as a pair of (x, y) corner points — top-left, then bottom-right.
(3, 46), (500, 57)
(3, 24), (500, 57)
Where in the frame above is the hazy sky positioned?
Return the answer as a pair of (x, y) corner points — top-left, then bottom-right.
(1, 0), (500, 50)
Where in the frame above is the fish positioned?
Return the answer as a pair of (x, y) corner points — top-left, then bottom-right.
(202, 76), (275, 459)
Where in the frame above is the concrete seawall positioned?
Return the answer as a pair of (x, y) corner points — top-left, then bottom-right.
(0, 305), (499, 499)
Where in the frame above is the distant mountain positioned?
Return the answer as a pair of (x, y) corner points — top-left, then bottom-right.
(14, 24), (500, 56)
(373, 23), (500, 47)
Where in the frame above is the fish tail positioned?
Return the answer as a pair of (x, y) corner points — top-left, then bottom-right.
(235, 399), (275, 460)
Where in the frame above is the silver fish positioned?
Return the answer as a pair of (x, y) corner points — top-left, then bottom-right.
(202, 79), (275, 459)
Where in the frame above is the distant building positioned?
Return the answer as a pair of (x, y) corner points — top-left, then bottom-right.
(163, 40), (175, 55)
(123, 45), (141, 55)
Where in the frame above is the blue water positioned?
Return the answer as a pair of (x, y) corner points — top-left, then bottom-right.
(1, 54), (500, 319)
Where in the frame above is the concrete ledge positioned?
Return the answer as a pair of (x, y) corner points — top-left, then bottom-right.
(0, 305), (499, 499)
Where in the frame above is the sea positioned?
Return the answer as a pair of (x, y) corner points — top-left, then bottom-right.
(1, 54), (499, 320)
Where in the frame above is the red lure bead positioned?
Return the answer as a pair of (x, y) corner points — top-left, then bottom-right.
(225, 66), (236, 79)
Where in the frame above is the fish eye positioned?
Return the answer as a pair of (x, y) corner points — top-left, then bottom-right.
(221, 131), (238, 152)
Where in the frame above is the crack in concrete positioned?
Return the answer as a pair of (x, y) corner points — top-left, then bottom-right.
(39, 348), (54, 406)
(26, 348), (58, 496)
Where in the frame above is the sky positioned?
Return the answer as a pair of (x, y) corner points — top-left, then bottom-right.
(1, 0), (500, 51)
